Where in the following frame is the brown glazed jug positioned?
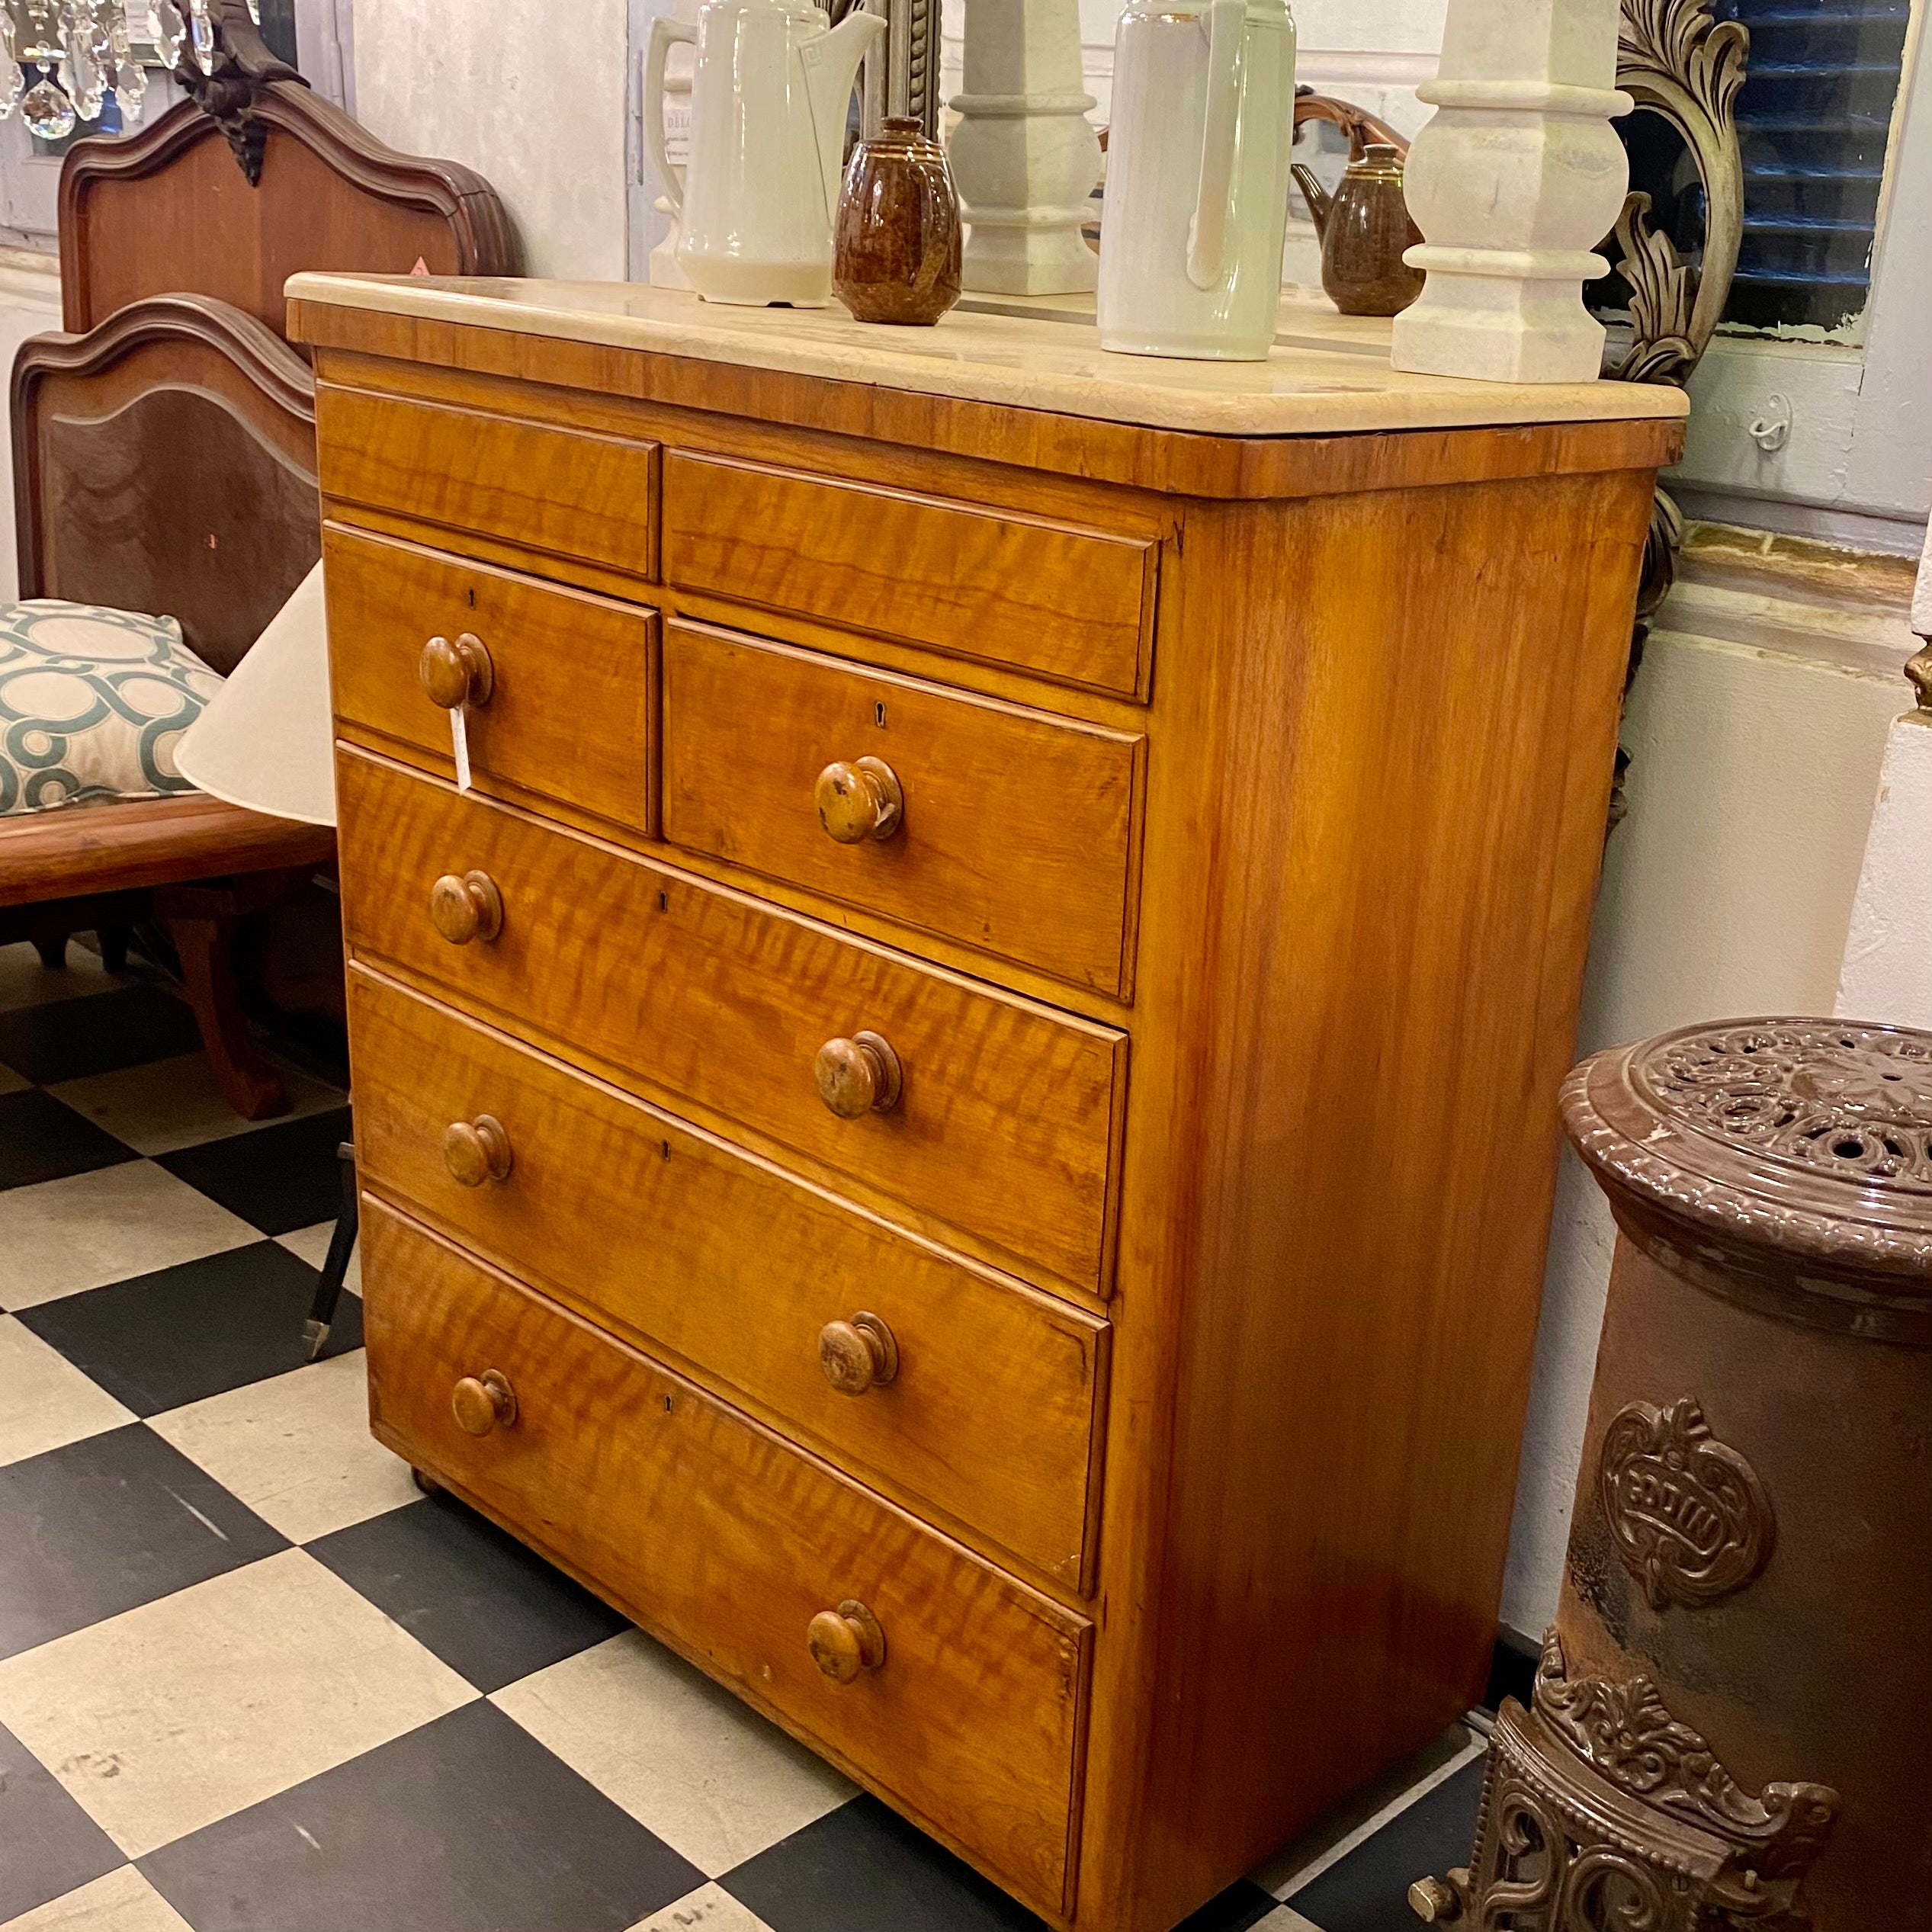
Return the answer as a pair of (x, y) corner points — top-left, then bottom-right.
(833, 116), (963, 326)
(1290, 142), (1425, 317)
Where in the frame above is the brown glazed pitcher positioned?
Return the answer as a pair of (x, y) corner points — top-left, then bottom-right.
(833, 116), (962, 326)
(1290, 142), (1424, 317)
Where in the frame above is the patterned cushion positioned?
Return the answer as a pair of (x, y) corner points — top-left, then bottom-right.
(0, 601), (223, 817)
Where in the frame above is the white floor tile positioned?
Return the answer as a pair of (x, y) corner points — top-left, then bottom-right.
(627, 1882), (778, 1932)
(0, 1316), (134, 1468)
(0, 1162), (258, 1310)
(276, 1221), (361, 1295)
(0, 1547), (477, 1858)
(0, 1867), (193, 1932)
(1255, 1911), (1324, 1931)
(45, 1054), (342, 1158)
(0, 943), (127, 1014)
(493, 1630), (855, 1878)
(146, 1350), (413, 1544)
(0, 1063), (25, 1095)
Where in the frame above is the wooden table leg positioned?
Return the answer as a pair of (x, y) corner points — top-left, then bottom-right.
(164, 906), (290, 1122)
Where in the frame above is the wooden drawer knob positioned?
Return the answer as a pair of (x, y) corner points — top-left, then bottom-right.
(819, 1311), (898, 1394)
(419, 631), (494, 709)
(807, 1599), (885, 1683)
(815, 1032), (902, 1117)
(430, 870), (503, 945)
(815, 757), (903, 844)
(451, 1369), (517, 1436)
(444, 1114), (513, 1187)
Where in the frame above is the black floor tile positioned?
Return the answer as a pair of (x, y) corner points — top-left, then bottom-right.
(1174, 1879), (1287, 1931)
(0, 1087), (138, 1193)
(17, 1243), (361, 1416)
(0, 1718), (124, 1921)
(1484, 1632), (1537, 1713)
(306, 1488), (630, 1695)
(156, 1106), (353, 1235)
(1286, 1759), (1484, 1932)
(0, 983), (201, 1085)
(0, 1424), (286, 1660)
(140, 1699), (703, 1932)
(722, 1794), (1051, 1932)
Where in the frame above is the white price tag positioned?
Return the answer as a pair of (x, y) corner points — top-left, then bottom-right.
(450, 706), (473, 794)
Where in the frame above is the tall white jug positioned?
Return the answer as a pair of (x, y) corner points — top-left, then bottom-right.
(647, 0), (884, 306)
(1096, 0), (1296, 360)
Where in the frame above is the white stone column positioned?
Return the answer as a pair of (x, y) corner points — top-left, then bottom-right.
(1837, 529), (1932, 1029)
(1390, 0), (1632, 382)
(945, 0), (1101, 295)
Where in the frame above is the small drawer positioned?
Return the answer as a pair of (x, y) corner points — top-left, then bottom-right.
(661, 450), (1157, 699)
(326, 525), (658, 833)
(350, 967), (1108, 1587)
(316, 385), (658, 579)
(338, 751), (1125, 1295)
(663, 623), (1144, 996)
(362, 1202), (1090, 1918)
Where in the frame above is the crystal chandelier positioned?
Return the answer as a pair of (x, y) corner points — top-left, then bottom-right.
(0, 0), (260, 142)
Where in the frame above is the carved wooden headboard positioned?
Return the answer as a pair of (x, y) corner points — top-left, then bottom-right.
(57, 79), (518, 343)
(11, 28), (515, 671)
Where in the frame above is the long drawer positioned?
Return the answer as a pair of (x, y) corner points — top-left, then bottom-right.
(661, 622), (1144, 996)
(363, 1202), (1090, 1918)
(326, 525), (659, 833)
(349, 967), (1108, 1587)
(337, 749), (1125, 1293)
(660, 450), (1157, 699)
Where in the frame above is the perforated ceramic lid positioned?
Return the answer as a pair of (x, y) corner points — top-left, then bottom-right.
(1562, 1018), (1932, 1301)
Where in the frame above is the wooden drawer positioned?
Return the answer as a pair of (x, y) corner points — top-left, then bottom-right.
(338, 750), (1125, 1293)
(326, 525), (659, 833)
(349, 967), (1108, 1587)
(362, 1202), (1090, 1917)
(660, 450), (1157, 699)
(662, 623), (1144, 997)
(317, 385), (658, 578)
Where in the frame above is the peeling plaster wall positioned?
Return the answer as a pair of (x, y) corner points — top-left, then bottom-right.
(351, 0), (630, 281)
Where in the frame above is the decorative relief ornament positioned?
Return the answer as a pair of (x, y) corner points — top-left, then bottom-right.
(1598, 1397), (1774, 1611)
(1532, 1633), (1839, 1864)
(1409, 1635), (1840, 1927)
(1603, 0), (1751, 825)
(1636, 1021), (1932, 1187)
(1610, 0), (1748, 384)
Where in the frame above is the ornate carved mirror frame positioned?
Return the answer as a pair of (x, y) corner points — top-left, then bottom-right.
(1605, 0), (1751, 817)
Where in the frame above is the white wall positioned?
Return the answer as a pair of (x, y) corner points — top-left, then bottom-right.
(352, 0), (631, 281)
(1499, 589), (1918, 1633)
(0, 249), (63, 604)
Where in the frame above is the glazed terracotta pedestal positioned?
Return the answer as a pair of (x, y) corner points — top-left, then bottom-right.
(1420, 1019), (1932, 1929)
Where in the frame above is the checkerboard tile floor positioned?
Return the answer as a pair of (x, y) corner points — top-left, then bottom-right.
(0, 940), (1488, 1932)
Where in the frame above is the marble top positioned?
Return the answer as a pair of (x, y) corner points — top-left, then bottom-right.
(286, 273), (1690, 439)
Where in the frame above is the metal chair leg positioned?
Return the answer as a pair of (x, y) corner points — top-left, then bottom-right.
(304, 1140), (358, 1362)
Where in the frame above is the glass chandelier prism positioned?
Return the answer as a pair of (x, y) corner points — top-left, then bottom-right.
(0, 0), (259, 141)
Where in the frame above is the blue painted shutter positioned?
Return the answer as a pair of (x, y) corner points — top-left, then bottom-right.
(1606, 0), (1911, 335)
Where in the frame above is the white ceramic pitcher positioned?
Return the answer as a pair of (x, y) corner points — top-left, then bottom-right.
(1096, 0), (1296, 360)
(647, 0), (884, 307)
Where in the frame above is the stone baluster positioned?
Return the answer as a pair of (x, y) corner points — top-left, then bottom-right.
(1390, 0), (1632, 382)
(945, 0), (1101, 294)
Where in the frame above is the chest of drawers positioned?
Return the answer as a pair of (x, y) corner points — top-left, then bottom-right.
(294, 277), (1685, 1932)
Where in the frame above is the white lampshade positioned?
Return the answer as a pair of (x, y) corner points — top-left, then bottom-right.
(175, 560), (335, 827)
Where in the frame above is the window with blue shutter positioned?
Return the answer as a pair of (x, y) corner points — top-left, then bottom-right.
(1595, 0), (1912, 337)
